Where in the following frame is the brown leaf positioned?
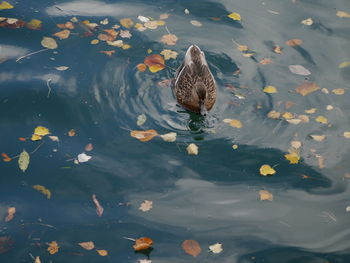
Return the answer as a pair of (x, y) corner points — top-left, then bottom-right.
(160, 34), (178, 45)
(100, 50), (115, 57)
(144, 54), (165, 72)
(120, 18), (134, 28)
(96, 249), (108, 256)
(68, 129), (76, 136)
(133, 237), (153, 251)
(295, 81), (320, 96)
(53, 29), (70, 40)
(79, 241), (95, 250)
(92, 194), (104, 217)
(259, 190), (273, 201)
(285, 39), (303, 46)
(130, 130), (158, 142)
(85, 143), (93, 151)
(136, 63), (147, 72)
(57, 21), (74, 29)
(103, 29), (118, 41)
(259, 58), (272, 65)
(47, 241), (59, 254)
(5, 207), (15, 222)
(273, 45), (283, 54)
(1, 153), (12, 162)
(182, 240), (201, 257)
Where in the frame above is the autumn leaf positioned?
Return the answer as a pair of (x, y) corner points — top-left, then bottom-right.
(120, 29), (132, 38)
(68, 129), (76, 136)
(182, 240), (201, 257)
(259, 58), (272, 65)
(259, 190), (273, 201)
(100, 50), (115, 57)
(190, 20), (202, 27)
(136, 63), (147, 72)
(121, 44), (131, 50)
(160, 132), (177, 142)
(285, 39), (303, 46)
(92, 194), (104, 217)
(34, 126), (50, 137)
(130, 129), (158, 142)
(91, 39), (99, 45)
(2, 153), (12, 162)
(53, 29), (70, 40)
(120, 18), (134, 28)
(139, 200), (153, 212)
(33, 185), (51, 199)
(263, 85), (277, 93)
(34, 256), (41, 263)
(259, 164), (276, 176)
(18, 150), (30, 172)
(0, 1), (13, 9)
(41, 37), (58, 49)
(85, 143), (93, 151)
(336, 11), (350, 18)
(284, 152), (300, 164)
(57, 21), (74, 29)
(77, 153), (91, 163)
(295, 81), (320, 96)
(100, 18), (108, 25)
(301, 18), (313, 26)
(160, 34), (178, 45)
(5, 207), (16, 222)
(186, 143), (198, 155)
(133, 237), (153, 251)
(160, 49), (178, 60)
(96, 249), (108, 256)
(144, 54), (165, 72)
(310, 135), (326, 142)
(343, 132), (350, 139)
(47, 241), (59, 254)
(315, 115), (328, 124)
(267, 110), (281, 119)
(103, 29), (118, 40)
(339, 61), (350, 69)
(332, 88), (345, 95)
(223, 119), (243, 128)
(282, 112), (294, 119)
(56, 66), (69, 71)
(79, 241), (95, 250)
(288, 65), (311, 75)
(144, 20), (159, 29)
(209, 243), (223, 254)
(273, 45), (283, 54)
(26, 19), (42, 30)
(228, 12), (241, 21)
(305, 108), (317, 114)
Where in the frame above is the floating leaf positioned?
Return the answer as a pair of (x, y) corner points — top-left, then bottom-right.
(137, 15), (149, 22)
(96, 249), (108, 256)
(182, 240), (201, 257)
(18, 150), (30, 172)
(47, 241), (59, 254)
(107, 40), (123, 47)
(68, 129), (76, 136)
(139, 200), (153, 212)
(34, 126), (50, 136)
(144, 54), (165, 72)
(190, 20), (202, 27)
(33, 185), (51, 199)
(160, 13), (170, 20)
(136, 63), (147, 72)
(259, 164), (276, 176)
(48, 136), (59, 142)
(92, 194), (104, 217)
(232, 144), (238, 149)
(56, 66), (69, 71)
(121, 44), (131, 50)
(288, 65), (311, 75)
(160, 34), (178, 45)
(57, 21), (74, 29)
(209, 243), (223, 254)
(133, 237), (153, 251)
(26, 19), (42, 30)
(130, 129), (158, 142)
(91, 39), (99, 45)
(273, 45), (283, 54)
(332, 88), (345, 95)
(0, 236), (14, 254)
(267, 110), (281, 119)
(100, 50), (115, 57)
(228, 12), (241, 21)
(79, 241), (95, 250)
(41, 37), (58, 49)
(301, 18), (313, 26)
(53, 29), (70, 40)
(295, 81), (320, 96)
(77, 153), (91, 163)
(263, 85), (277, 93)
(2, 153), (11, 162)
(291, 141), (302, 149)
(100, 18), (108, 25)
(259, 58), (272, 65)
(186, 143), (198, 155)
(120, 29), (132, 38)
(284, 152), (300, 164)
(315, 115), (328, 124)
(5, 207), (15, 222)
(160, 49), (178, 60)
(285, 39), (303, 46)
(0, 1), (13, 9)
(305, 108), (317, 114)
(34, 256), (41, 263)
(310, 135), (326, 142)
(287, 119), (301, 125)
(160, 132), (177, 142)
(144, 20), (159, 29)
(136, 114), (147, 126)
(120, 18), (134, 28)
(339, 61), (350, 69)
(259, 190), (273, 201)
(85, 143), (93, 151)
(343, 132), (350, 139)
(282, 112), (294, 119)
(336, 11), (350, 18)
(223, 119), (243, 128)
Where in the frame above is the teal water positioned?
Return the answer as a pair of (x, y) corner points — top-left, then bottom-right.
(1, 0), (350, 262)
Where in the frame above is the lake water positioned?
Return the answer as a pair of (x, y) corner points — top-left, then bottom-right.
(1, 0), (350, 262)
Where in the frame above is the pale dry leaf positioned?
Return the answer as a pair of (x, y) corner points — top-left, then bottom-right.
(184, 8), (190, 14)
(53, 29), (70, 40)
(332, 88), (345, 95)
(137, 15), (149, 22)
(343, 132), (350, 139)
(336, 11), (350, 18)
(190, 20), (202, 27)
(92, 194), (104, 217)
(305, 108), (317, 114)
(326, 105), (334, 110)
(160, 49), (178, 60)
(291, 141), (302, 149)
(182, 240), (201, 257)
(287, 119), (301, 125)
(139, 200), (153, 212)
(310, 135), (326, 142)
(34, 256), (41, 263)
(96, 249), (108, 256)
(288, 65), (311, 75)
(187, 143), (198, 155)
(5, 207), (16, 222)
(160, 34), (178, 45)
(41, 37), (58, 49)
(267, 110), (281, 119)
(301, 18), (313, 25)
(77, 153), (92, 163)
(79, 241), (95, 250)
(144, 20), (158, 29)
(298, 115), (310, 123)
(259, 190), (273, 201)
(295, 81), (319, 96)
(120, 29), (132, 38)
(160, 132), (177, 142)
(18, 149), (30, 172)
(100, 18), (109, 25)
(321, 88), (329, 94)
(56, 66), (69, 71)
(209, 243), (223, 254)
(48, 136), (59, 142)
(136, 114), (147, 126)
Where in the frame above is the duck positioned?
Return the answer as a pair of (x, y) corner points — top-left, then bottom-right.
(172, 45), (217, 116)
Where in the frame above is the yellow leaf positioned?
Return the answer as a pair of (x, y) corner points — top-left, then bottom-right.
(0, 1), (13, 9)
(232, 144), (238, 149)
(237, 45), (248, 51)
(315, 115), (328, 124)
(35, 256), (41, 263)
(336, 11), (350, 18)
(31, 134), (42, 141)
(263, 85), (277, 93)
(259, 164), (276, 176)
(160, 49), (178, 60)
(33, 185), (51, 199)
(41, 37), (58, 49)
(187, 143), (198, 155)
(160, 34), (178, 45)
(47, 241), (59, 254)
(34, 126), (50, 136)
(149, 65), (163, 73)
(91, 39), (99, 45)
(332, 88), (345, 95)
(96, 249), (108, 256)
(120, 18), (134, 28)
(267, 110), (281, 119)
(338, 61), (350, 68)
(147, 48), (152, 54)
(156, 20), (166, 26)
(259, 190), (273, 201)
(284, 152), (300, 164)
(26, 19), (42, 30)
(53, 29), (70, 40)
(121, 44), (131, 50)
(229, 119), (243, 128)
(282, 112), (294, 119)
(5, 207), (16, 222)
(130, 129), (158, 142)
(305, 108), (317, 114)
(228, 12), (241, 21)
(343, 132), (350, 139)
(18, 149), (30, 172)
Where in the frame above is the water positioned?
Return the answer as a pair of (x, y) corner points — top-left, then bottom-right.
(1, 0), (350, 262)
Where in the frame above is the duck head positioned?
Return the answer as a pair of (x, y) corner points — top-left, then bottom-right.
(184, 44), (208, 68)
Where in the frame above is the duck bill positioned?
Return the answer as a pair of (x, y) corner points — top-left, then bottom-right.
(200, 102), (207, 116)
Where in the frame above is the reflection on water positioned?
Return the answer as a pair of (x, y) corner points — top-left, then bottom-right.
(1, 0), (350, 262)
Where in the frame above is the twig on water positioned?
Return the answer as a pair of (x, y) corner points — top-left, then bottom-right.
(165, 26), (171, 34)
(16, 48), (49, 63)
(47, 78), (53, 98)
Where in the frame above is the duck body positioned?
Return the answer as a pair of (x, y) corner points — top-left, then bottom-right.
(173, 45), (216, 115)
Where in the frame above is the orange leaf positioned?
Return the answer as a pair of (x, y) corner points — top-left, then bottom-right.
(92, 194), (104, 217)
(285, 39), (303, 46)
(85, 143), (93, 151)
(182, 240), (201, 257)
(53, 29), (70, 40)
(47, 241), (59, 255)
(68, 129), (76, 136)
(57, 21), (74, 29)
(18, 137), (26, 141)
(130, 129), (158, 142)
(103, 29), (118, 41)
(96, 249), (108, 256)
(259, 58), (272, 65)
(136, 63), (147, 72)
(1, 153), (11, 162)
(100, 50), (115, 57)
(144, 54), (165, 72)
(295, 81), (320, 96)
(133, 237), (153, 251)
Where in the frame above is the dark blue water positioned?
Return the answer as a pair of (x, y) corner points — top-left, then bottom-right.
(1, 0), (350, 262)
